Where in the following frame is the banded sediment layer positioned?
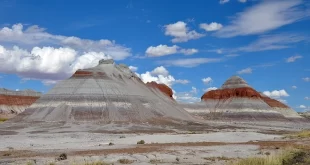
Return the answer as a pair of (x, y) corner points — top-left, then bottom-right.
(0, 88), (41, 119)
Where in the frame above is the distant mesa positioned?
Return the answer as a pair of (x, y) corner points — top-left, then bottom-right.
(184, 76), (302, 120)
(146, 81), (173, 99)
(11, 59), (193, 124)
(0, 88), (41, 119)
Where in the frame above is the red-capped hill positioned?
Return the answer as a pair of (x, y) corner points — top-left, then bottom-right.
(201, 75), (292, 109)
(201, 87), (261, 100)
(146, 81), (173, 99)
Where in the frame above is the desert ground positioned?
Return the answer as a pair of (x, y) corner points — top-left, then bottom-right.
(1, 120), (310, 165)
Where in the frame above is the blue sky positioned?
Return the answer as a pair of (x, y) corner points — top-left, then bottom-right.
(0, 0), (309, 111)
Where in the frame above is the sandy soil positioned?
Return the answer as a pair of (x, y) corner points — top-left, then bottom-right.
(0, 121), (310, 165)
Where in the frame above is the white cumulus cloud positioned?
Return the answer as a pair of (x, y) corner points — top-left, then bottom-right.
(239, 0), (247, 3)
(237, 68), (252, 74)
(164, 21), (205, 43)
(151, 66), (169, 76)
(200, 22), (223, 31)
(0, 45), (111, 81)
(128, 66), (138, 72)
(138, 66), (189, 87)
(299, 105), (306, 109)
(146, 45), (178, 57)
(263, 89), (290, 98)
(0, 24), (132, 84)
(204, 87), (218, 92)
(202, 77), (213, 85)
(305, 97), (310, 100)
(145, 44), (198, 57)
(0, 24), (131, 60)
(292, 86), (297, 89)
(302, 77), (310, 82)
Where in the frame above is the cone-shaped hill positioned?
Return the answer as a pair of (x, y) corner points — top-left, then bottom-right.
(12, 59), (194, 123)
(184, 76), (302, 120)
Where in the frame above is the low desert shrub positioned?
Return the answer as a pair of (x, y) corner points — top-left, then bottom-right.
(108, 142), (114, 146)
(118, 159), (134, 164)
(137, 140), (145, 144)
(56, 153), (67, 161)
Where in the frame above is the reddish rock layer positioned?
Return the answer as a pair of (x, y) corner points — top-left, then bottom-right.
(201, 87), (290, 108)
(146, 82), (173, 99)
(0, 95), (39, 106)
(261, 96), (289, 108)
(71, 70), (109, 79)
(201, 87), (261, 100)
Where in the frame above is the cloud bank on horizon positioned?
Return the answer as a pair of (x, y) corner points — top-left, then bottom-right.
(0, 0), (309, 110)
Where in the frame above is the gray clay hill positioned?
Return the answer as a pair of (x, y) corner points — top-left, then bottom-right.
(11, 59), (194, 123)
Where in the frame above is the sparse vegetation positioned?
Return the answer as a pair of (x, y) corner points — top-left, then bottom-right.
(26, 161), (34, 165)
(108, 142), (114, 146)
(286, 130), (310, 139)
(3, 147), (14, 156)
(56, 153), (67, 161)
(265, 152), (271, 156)
(149, 159), (161, 164)
(119, 135), (126, 138)
(233, 149), (310, 165)
(137, 140), (145, 144)
(48, 163), (55, 165)
(188, 131), (196, 134)
(176, 157), (180, 162)
(84, 161), (111, 165)
(118, 159), (134, 164)
(204, 156), (232, 162)
(3, 152), (11, 156)
(0, 118), (8, 122)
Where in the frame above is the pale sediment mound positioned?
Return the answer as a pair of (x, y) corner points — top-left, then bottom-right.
(184, 76), (302, 120)
(0, 88), (41, 119)
(11, 59), (194, 123)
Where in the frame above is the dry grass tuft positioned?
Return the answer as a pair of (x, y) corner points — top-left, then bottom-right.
(204, 156), (232, 162)
(286, 130), (310, 139)
(233, 149), (310, 165)
(149, 159), (161, 164)
(84, 161), (111, 165)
